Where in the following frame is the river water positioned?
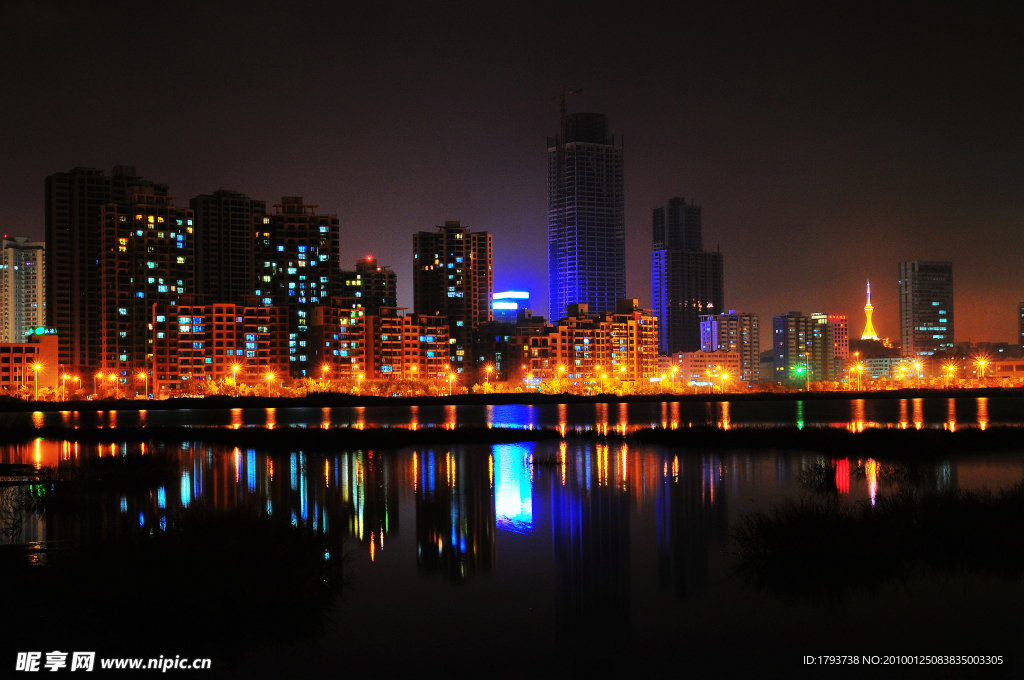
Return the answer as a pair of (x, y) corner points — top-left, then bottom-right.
(15, 395), (1024, 432)
(2, 429), (1022, 676)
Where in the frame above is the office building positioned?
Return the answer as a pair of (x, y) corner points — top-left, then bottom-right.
(547, 113), (624, 320)
(492, 291), (530, 324)
(341, 256), (396, 316)
(45, 166), (168, 373)
(253, 197), (342, 377)
(699, 311), (759, 382)
(1019, 302), (1024, 353)
(651, 197), (724, 354)
(898, 261), (954, 356)
(413, 221), (492, 376)
(1, 237), (45, 343)
(98, 187), (195, 380)
(190, 190), (266, 304)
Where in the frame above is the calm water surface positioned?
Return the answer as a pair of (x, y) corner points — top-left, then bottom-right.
(4, 436), (1022, 676)
(16, 395), (1024, 432)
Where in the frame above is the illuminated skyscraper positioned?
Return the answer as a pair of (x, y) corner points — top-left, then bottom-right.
(548, 113), (624, 320)
(898, 261), (954, 357)
(0, 237), (45, 343)
(861, 281), (879, 340)
(651, 197), (724, 354)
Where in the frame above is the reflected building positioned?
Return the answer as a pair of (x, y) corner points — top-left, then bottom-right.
(337, 450), (401, 553)
(549, 442), (631, 635)
(655, 452), (728, 599)
(414, 448), (496, 581)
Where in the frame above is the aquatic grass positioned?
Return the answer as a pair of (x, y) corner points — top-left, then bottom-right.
(734, 482), (1024, 598)
(1, 501), (345, 658)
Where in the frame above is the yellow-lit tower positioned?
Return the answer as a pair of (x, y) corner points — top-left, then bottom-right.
(861, 280), (879, 341)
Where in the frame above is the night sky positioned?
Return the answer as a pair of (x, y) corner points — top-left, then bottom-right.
(2, 1), (1020, 346)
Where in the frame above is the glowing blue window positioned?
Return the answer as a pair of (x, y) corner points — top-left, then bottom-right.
(277, 245), (285, 251)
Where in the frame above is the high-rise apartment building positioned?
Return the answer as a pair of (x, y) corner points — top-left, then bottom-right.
(45, 166), (167, 373)
(341, 256), (397, 317)
(253, 197), (342, 377)
(98, 187), (195, 379)
(190, 190), (266, 304)
(413, 221), (492, 376)
(1, 237), (45, 343)
(772, 311), (835, 384)
(651, 197), (724, 354)
(699, 310), (759, 382)
(547, 113), (624, 320)
(898, 261), (954, 357)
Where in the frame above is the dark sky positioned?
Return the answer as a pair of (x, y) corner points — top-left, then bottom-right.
(2, 1), (1021, 346)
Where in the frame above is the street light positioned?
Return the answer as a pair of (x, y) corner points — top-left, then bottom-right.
(95, 372), (103, 398)
(719, 368), (729, 394)
(266, 372), (275, 398)
(138, 371), (148, 400)
(358, 373), (364, 392)
(975, 357), (988, 384)
(448, 372), (456, 396)
(487, 365), (495, 383)
(321, 364), (330, 391)
(33, 363), (41, 400)
(943, 362), (958, 389)
(232, 365), (240, 397)
(61, 373), (68, 401)
(109, 373), (119, 400)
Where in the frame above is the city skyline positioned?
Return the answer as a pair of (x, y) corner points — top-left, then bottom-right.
(1, 3), (1019, 347)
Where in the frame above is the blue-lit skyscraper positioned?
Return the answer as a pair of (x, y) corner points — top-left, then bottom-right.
(547, 113), (624, 321)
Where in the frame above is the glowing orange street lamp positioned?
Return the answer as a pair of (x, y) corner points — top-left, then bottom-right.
(321, 363), (330, 391)
(232, 365), (240, 397)
(33, 363), (42, 400)
(61, 373), (69, 401)
(266, 372), (275, 398)
(109, 373), (119, 400)
(95, 371), (103, 397)
(358, 373), (364, 392)
(448, 372), (456, 396)
(138, 371), (148, 400)
(487, 365), (494, 383)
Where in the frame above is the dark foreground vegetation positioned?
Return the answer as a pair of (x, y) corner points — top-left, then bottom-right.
(734, 482), (1024, 599)
(0, 500), (342, 665)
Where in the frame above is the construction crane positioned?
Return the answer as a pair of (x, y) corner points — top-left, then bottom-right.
(523, 88), (583, 135)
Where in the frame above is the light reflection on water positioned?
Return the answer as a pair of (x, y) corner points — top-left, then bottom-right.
(17, 396), (1024, 432)
(4, 437), (1024, 674)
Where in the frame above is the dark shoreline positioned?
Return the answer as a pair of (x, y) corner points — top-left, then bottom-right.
(0, 386), (1020, 414)
(1, 422), (1022, 459)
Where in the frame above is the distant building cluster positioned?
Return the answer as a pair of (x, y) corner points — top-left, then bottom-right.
(0, 111), (1012, 398)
